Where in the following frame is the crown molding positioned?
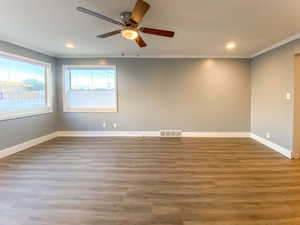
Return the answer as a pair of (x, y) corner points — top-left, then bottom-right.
(0, 38), (55, 57)
(3, 32), (300, 60)
(55, 54), (250, 59)
(251, 33), (300, 58)
(0, 39), (251, 59)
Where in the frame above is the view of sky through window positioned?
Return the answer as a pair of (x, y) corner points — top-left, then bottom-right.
(70, 68), (115, 90)
(64, 66), (117, 111)
(0, 56), (47, 112)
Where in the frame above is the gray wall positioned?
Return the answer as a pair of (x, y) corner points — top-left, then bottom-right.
(2, 36), (300, 152)
(57, 58), (251, 132)
(251, 38), (300, 151)
(0, 40), (57, 150)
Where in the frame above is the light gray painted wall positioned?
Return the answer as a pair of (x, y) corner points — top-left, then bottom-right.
(251, 38), (300, 151)
(2, 36), (300, 153)
(0, 40), (57, 150)
(56, 58), (251, 132)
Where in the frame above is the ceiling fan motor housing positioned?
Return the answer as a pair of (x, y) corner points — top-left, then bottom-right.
(120, 11), (134, 26)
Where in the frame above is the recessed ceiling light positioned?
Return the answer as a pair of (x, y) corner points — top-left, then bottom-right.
(65, 43), (75, 48)
(226, 42), (236, 50)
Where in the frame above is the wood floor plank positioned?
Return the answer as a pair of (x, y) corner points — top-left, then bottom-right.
(0, 137), (300, 225)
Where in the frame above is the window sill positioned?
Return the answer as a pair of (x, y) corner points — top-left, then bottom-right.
(0, 108), (53, 121)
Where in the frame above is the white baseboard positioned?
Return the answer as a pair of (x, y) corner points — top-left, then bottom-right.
(56, 131), (161, 137)
(0, 132), (58, 159)
(58, 131), (292, 159)
(250, 133), (292, 159)
(0, 131), (250, 159)
(0, 131), (292, 160)
(182, 132), (250, 138)
(57, 131), (250, 138)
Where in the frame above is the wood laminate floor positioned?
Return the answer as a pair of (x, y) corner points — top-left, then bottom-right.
(1, 137), (300, 225)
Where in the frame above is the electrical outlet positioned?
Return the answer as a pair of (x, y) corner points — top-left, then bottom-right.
(266, 132), (271, 139)
(286, 92), (291, 100)
(113, 123), (117, 128)
(102, 122), (106, 128)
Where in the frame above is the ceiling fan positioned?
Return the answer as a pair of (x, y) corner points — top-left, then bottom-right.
(76, 0), (175, 48)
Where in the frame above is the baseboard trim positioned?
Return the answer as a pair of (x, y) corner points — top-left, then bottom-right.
(250, 133), (292, 159)
(0, 131), (292, 160)
(57, 131), (250, 138)
(0, 132), (58, 159)
(0, 131), (250, 159)
(56, 131), (161, 137)
(182, 132), (250, 138)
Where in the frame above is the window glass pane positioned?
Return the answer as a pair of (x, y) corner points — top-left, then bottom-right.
(65, 67), (117, 110)
(70, 69), (115, 90)
(0, 56), (47, 113)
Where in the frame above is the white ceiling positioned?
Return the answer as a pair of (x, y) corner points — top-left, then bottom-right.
(1, 0), (300, 58)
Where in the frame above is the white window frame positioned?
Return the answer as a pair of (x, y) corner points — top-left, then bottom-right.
(62, 65), (118, 113)
(0, 51), (53, 121)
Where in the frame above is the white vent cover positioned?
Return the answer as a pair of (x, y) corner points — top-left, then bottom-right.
(160, 130), (182, 137)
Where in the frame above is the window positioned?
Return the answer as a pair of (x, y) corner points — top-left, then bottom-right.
(0, 52), (52, 120)
(63, 65), (117, 112)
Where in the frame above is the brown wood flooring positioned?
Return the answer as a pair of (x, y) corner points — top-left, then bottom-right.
(1, 137), (300, 225)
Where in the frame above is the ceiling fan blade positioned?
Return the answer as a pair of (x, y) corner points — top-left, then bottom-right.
(97, 30), (121, 38)
(130, 0), (150, 24)
(140, 27), (175, 38)
(135, 35), (147, 48)
(77, 7), (124, 27)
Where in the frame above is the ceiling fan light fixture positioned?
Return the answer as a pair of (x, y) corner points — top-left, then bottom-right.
(121, 27), (139, 40)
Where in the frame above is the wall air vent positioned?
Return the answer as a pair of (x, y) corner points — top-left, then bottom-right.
(160, 130), (182, 137)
